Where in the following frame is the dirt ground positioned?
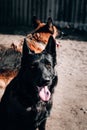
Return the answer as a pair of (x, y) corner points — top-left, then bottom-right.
(0, 29), (87, 130)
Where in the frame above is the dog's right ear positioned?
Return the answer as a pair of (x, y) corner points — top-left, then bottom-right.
(22, 38), (33, 56)
(32, 16), (41, 28)
(21, 38), (33, 66)
(22, 38), (29, 56)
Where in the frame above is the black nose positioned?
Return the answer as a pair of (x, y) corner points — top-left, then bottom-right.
(40, 76), (50, 86)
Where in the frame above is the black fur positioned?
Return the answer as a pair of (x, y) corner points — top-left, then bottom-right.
(0, 36), (58, 130)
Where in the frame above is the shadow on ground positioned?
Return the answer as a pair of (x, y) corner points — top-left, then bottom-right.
(0, 26), (87, 41)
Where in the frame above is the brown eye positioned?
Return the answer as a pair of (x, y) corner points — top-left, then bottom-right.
(31, 65), (35, 69)
(45, 64), (51, 68)
(30, 63), (38, 69)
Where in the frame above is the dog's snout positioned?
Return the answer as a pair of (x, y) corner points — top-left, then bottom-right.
(45, 76), (50, 82)
(41, 76), (50, 85)
(38, 65), (52, 86)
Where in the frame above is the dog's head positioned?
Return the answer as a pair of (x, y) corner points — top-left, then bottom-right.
(32, 16), (58, 38)
(20, 36), (57, 102)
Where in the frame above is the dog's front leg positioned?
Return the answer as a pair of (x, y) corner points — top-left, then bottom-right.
(38, 119), (46, 130)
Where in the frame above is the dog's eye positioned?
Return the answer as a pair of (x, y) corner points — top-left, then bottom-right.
(31, 65), (35, 69)
(30, 63), (37, 69)
(45, 64), (51, 68)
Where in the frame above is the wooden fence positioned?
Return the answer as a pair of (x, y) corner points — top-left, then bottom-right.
(0, 0), (87, 30)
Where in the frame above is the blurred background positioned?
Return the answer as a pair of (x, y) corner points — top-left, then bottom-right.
(0, 0), (87, 31)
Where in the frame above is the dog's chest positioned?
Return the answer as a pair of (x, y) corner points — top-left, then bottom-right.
(26, 101), (51, 126)
(26, 101), (51, 115)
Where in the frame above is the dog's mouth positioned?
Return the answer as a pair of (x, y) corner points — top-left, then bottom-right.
(37, 86), (51, 101)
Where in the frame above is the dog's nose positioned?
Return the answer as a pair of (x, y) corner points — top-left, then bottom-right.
(41, 76), (50, 85)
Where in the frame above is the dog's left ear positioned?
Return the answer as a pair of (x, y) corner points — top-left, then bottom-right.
(45, 36), (57, 66)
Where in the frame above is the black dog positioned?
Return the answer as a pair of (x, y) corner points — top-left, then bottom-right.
(0, 36), (58, 130)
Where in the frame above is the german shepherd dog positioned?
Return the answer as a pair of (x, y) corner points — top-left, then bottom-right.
(11, 16), (59, 53)
(0, 36), (58, 130)
(26, 17), (59, 53)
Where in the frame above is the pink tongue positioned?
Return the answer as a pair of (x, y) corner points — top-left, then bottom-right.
(39, 86), (51, 101)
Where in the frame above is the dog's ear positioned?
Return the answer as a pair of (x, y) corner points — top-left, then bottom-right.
(32, 16), (41, 28)
(45, 36), (57, 66)
(22, 38), (29, 56)
(45, 36), (56, 55)
(22, 38), (33, 56)
(47, 17), (53, 25)
(21, 38), (33, 66)
(46, 17), (54, 34)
